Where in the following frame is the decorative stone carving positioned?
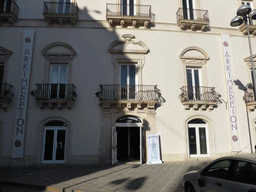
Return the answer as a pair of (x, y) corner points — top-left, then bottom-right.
(108, 34), (149, 54)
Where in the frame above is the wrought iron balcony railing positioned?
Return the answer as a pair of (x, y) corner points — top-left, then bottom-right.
(176, 8), (209, 31)
(179, 86), (220, 103)
(107, 4), (151, 17)
(0, 83), (14, 100)
(244, 88), (254, 103)
(176, 8), (209, 22)
(43, 2), (79, 24)
(96, 84), (160, 101)
(31, 84), (76, 101)
(106, 4), (151, 27)
(0, 1), (19, 23)
(43, 2), (78, 15)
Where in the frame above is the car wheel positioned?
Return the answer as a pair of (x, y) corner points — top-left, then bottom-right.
(184, 182), (196, 192)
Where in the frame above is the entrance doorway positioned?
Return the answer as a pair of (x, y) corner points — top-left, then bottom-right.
(116, 127), (140, 161)
(42, 121), (67, 163)
(112, 115), (143, 164)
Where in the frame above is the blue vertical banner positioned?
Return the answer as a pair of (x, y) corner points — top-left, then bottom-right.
(12, 29), (35, 158)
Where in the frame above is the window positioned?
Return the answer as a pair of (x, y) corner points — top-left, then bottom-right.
(182, 0), (195, 20)
(186, 67), (202, 100)
(0, 0), (12, 13)
(120, 64), (136, 99)
(202, 160), (231, 179)
(58, 0), (72, 14)
(0, 62), (4, 96)
(0, 62), (4, 85)
(121, 0), (136, 16)
(232, 161), (256, 185)
(49, 63), (68, 99)
(188, 119), (209, 156)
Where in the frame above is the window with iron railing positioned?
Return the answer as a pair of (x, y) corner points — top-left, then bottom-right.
(31, 84), (76, 101)
(96, 84), (160, 101)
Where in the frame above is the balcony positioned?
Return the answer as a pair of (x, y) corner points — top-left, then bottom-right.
(176, 8), (209, 31)
(106, 4), (151, 28)
(96, 84), (161, 109)
(239, 20), (256, 35)
(243, 88), (256, 111)
(179, 86), (221, 110)
(43, 2), (79, 24)
(0, 1), (19, 24)
(31, 84), (76, 109)
(0, 83), (14, 109)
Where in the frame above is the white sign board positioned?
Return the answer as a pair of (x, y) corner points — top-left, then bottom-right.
(12, 29), (35, 158)
(222, 34), (240, 151)
(147, 134), (162, 164)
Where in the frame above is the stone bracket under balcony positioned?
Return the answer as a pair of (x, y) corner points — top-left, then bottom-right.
(239, 24), (256, 35)
(181, 101), (216, 111)
(0, 12), (17, 24)
(99, 100), (157, 110)
(31, 84), (76, 109)
(35, 100), (74, 109)
(107, 17), (150, 28)
(177, 19), (209, 31)
(0, 99), (12, 110)
(245, 102), (256, 111)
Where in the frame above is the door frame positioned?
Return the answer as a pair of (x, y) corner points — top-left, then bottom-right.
(188, 123), (209, 157)
(113, 121), (143, 164)
(42, 126), (67, 163)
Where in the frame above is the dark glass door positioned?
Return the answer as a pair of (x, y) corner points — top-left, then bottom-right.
(43, 128), (66, 162)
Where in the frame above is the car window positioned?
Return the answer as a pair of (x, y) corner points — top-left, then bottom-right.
(202, 160), (231, 179)
(232, 161), (256, 185)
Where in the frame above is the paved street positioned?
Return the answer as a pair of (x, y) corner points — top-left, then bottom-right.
(0, 161), (209, 192)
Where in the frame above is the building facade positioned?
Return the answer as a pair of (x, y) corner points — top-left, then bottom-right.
(1, 0), (256, 166)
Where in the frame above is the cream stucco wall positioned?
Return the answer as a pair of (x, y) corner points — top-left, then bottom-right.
(1, 0), (256, 166)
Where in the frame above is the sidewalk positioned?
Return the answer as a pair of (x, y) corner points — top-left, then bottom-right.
(0, 161), (209, 192)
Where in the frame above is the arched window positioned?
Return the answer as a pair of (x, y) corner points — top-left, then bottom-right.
(188, 119), (209, 156)
(42, 120), (67, 163)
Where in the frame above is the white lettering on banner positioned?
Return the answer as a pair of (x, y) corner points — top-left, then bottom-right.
(222, 35), (240, 151)
(12, 29), (35, 158)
